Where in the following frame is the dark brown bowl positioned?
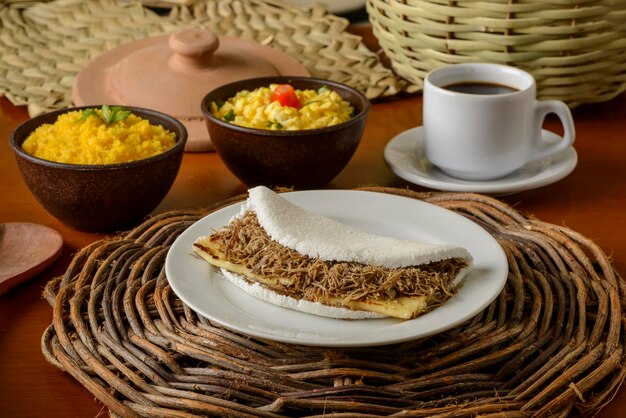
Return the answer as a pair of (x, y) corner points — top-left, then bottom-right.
(10, 106), (187, 232)
(201, 76), (370, 188)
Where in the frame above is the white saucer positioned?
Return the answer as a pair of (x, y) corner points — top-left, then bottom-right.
(384, 127), (577, 194)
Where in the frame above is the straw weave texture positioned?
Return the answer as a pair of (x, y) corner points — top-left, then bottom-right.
(41, 188), (626, 417)
(0, 0), (409, 116)
(367, 0), (626, 107)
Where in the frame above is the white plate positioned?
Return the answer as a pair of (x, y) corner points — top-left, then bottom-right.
(384, 126), (578, 194)
(165, 190), (508, 347)
(283, 0), (365, 14)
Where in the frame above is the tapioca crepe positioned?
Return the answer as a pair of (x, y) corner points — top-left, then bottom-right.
(193, 186), (473, 320)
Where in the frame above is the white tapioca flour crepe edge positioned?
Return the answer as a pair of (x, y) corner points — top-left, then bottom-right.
(221, 269), (387, 319)
(239, 186), (473, 269)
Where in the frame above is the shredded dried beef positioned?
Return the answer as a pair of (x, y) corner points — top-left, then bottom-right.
(208, 212), (467, 304)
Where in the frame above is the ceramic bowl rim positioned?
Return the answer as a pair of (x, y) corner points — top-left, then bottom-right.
(10, 105), (187, 171)
(200, 76), (370, 136)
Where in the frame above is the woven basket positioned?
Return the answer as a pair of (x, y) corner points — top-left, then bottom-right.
(0, 0), (410, 117)
(367, 0), (626, 107)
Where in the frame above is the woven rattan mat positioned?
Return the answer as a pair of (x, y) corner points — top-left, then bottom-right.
(41, 187), (625, 417)
(0, 0), (411, 117)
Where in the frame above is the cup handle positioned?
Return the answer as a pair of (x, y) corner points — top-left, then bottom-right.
(530, 100), (576, 161)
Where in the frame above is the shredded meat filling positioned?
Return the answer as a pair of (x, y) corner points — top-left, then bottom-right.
(207, 212), (467, 303)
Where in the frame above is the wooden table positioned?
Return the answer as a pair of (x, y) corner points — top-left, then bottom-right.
(1, 85), (625, 416)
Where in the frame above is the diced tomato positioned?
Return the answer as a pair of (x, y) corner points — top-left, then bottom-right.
(271, 84), (300, 108)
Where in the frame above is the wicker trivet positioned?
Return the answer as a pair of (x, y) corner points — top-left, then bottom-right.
(41, 188), (625, 417)
(0, 0), (410, 117)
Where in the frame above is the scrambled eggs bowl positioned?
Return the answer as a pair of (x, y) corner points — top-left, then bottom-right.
(210, 84), (354, 130)
(22, 108), (176, 165)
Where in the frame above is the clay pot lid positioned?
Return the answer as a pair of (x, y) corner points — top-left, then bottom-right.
(72, 29), (310, 152)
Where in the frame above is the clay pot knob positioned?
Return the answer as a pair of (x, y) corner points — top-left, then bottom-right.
(168, 29), (219, 70)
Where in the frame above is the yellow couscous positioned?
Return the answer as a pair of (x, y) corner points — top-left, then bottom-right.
(211, 84), (354, 130)
(21, 109), (177, 165)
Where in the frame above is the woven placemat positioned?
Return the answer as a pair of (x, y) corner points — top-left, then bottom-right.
(0, 0), (411, 117)
(41, 188), (625, 417)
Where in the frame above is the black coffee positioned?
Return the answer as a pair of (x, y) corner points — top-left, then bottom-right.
(443, 81), (519, 95)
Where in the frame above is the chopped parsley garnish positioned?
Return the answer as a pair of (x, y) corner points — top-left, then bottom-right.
(224, 110), (236, 122)
(214, 98), (225, 109)
(266, 120), (284, 129)
(317, 85), (330, 94)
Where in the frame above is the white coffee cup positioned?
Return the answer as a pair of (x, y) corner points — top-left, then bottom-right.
(423, 63), (575, 180)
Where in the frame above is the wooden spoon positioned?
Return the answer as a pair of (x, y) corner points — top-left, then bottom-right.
(0, 223), (63, 295)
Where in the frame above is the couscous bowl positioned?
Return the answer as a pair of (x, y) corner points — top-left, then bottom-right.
(201, 76), (370, 188)
(21, 107), (177, 165)
(10, 106), (187, 232)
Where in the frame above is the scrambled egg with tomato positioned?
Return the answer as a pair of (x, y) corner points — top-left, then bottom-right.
(210, 84), (354, 130)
